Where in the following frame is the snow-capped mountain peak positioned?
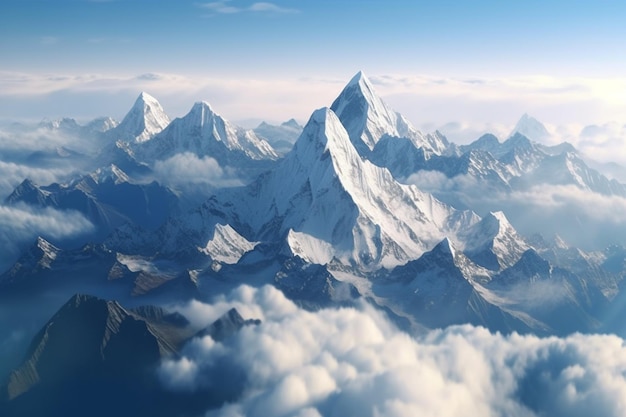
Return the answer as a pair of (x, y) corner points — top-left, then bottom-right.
(330, 71), (447, 158)
(511, 113), (551, 142)
(462, 211), (529, 271)
(89, 164), (130, 185)
(114, 92), (170, 143)
(437, 237), (456, 258)
(230, 106), (478, 270)
(135, 100), (278, 163)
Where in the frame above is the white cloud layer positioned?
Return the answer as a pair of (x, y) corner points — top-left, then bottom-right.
(160, 285), (626, 417)
(1, 70), (626, 165)
(0, 161), (75, 199)
(0, 203), (95, 272)
(406, 170), (626, 249)
(152, 152), (242, 188)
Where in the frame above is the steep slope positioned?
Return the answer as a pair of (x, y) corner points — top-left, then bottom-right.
(331, 71), (448, 158)
(2, 294), (179, 401)
(112, 92), (170, 143)
(135, 101), (278, 170)
(374, 238), (537, 332)
(5, 165), (179, 237)
(461, 211), (529, 271)
(489, 249), (607, 334)
(253, 118), (303, 154)
(195, 307), (260, 342)
(0, 294), (226, 417)
(198, 224), (258, 265)
(229, 107), (478, 270)
(510, 113), (551, 143)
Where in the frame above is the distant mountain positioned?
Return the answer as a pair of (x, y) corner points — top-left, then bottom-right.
(134, 100), (278, 178)
(110, 92), (170, 143)
(253, 118), (303, 154)
(6, 165), (179, 237)
(510, 113), (551, 142)
(373, 238), (527, 331)
(195, 307), (260, 341)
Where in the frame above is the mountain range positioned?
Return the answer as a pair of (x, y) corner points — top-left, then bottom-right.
(2, 71), (626, 415)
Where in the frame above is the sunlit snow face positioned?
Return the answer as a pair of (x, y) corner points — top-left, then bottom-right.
(161, 284), (626, 417)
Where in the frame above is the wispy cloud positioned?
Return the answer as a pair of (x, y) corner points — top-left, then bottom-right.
(0, 203), (95, 272)
(199, 1), (298, 15)
(406, 170), (626, 249)
(2, 70), (626, 167)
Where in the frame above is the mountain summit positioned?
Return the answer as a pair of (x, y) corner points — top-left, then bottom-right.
(511, 113), (551, 143)
(114, 92), (171, 143)
(135, 100), (277, 166)
(330, 71), (447, 158)
(231, 107), (478, 269)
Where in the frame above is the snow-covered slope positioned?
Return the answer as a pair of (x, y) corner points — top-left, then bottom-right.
(374, 238), (534, 332)
(135, 101), (278, 168)
(510, 113), (551, 143)
(330, 71), (448, 158)
(254, 119), (303, 155)
(461, 211), (529, 271)
(229, 107), (478, 270)
(198, 224), (258, 264)
(112, 92), (170, 143)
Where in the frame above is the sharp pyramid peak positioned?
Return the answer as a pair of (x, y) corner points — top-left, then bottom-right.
(132, 92), (165, 111)
(116, 91), (170, 142)
(511, 113), (550, 142)
(192, 100), (214, 110)
(488, 211), (509, 223)
(482, 211), (514, 233)
(331, 71), (408, 153)
(137, 91), (158, 102)
(188, 101), (220, 118)
(434, 237), (456, 258)
(347, 70), (371, 87)
(294, 107), (350, 152)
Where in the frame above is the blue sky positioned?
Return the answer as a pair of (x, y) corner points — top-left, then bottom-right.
(3, 0), (626, 77)
(2, 0), (626, 148)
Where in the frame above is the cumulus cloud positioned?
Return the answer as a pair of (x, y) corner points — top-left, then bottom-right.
(153, 152), (242, 187)
(159, 284), (626, 417)
(0, 203), (95, 272)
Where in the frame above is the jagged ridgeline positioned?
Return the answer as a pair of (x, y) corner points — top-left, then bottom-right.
(2, 71), (626, 415)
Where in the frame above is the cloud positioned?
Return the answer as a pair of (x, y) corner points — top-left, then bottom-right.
(406, 170), (626, 249)
(160, 284), (626, 417)
(2, 70), (626, 167)
(0, 160), (76, 199)
(199, 1), (298, 15)
(152, 152), (242, 187)
(0, 203), (95, 272)
(0, 71), (337, 125)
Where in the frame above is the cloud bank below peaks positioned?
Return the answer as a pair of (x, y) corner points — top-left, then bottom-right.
(0, 203), (95, 272)
(160, 284), (626, 417)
